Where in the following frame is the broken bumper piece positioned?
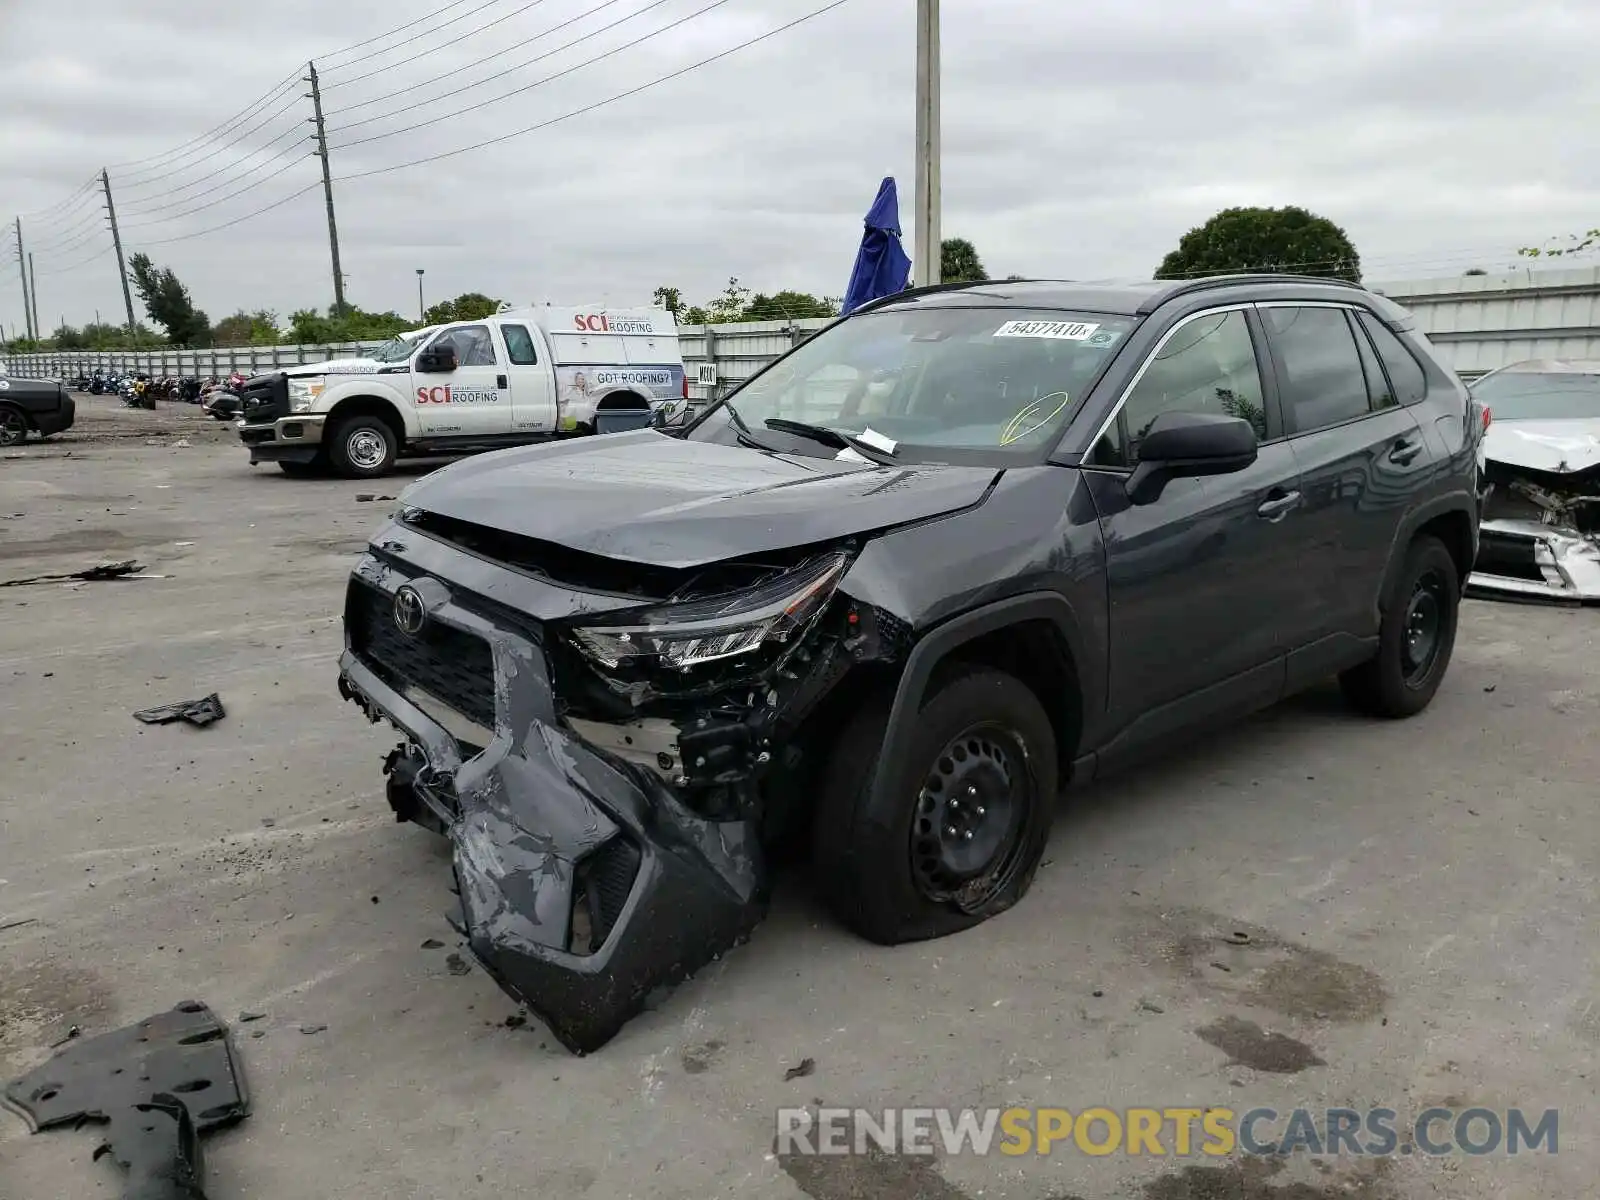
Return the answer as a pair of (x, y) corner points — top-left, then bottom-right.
(1469, 518), (1600, 602)
(339, 638), (766, 1055)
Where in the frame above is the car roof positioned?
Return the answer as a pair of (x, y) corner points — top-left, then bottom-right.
(862, 273), (1412, 325)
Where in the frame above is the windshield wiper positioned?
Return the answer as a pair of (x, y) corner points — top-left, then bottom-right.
(723, 403), (779, 452)
(763, 418), (896, 463)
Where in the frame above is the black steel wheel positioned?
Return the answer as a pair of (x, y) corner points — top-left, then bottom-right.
(1341, 534), (1460, 718)
(814, 667), (1058, 944)
(0, 406), (27, 447)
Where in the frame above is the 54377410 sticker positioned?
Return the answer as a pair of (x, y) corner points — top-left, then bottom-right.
(994, 319), (1101, 341)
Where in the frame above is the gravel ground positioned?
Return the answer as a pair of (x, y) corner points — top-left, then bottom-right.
(1, 395), (1595, 1199)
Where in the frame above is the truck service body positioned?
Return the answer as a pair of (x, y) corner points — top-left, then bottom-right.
(237, 306), (687, 477)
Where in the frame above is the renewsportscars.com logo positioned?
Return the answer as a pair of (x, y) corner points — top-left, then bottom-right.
(415, 385), (500, 405)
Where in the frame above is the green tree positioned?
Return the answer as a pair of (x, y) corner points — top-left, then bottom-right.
(50, 323), (89, 350)
(289, 305), (414, 345)
(1155, 206), (1361, 283)
(126, 252), (212, 344)
(742, 290), (839, 321)
(212, 309), (280, 346)
(680, 305), (711, 325)
(941, 237), (988, 283)
(653, 285), (684, 317)
(424, 292), (503, 324)
(706, 277), (751, 324)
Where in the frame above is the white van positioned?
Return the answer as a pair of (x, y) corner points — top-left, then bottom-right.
(237, 305), (688, 478)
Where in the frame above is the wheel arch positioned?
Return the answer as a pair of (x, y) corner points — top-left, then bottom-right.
(326, 394), (409, 445)
(594, 389), (649, 411)
(868, 593), (1089, 824)
(1378, 496), (1477, 617)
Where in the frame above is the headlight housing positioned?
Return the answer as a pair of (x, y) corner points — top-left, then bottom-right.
(288, 376), (326, 413)
(568, 552), (849, 671)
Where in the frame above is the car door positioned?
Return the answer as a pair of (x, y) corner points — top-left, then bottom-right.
(1082, 305), (1306, 751)
(497, 321), (557, 435)
(1258, 304), (1432, 686)
(413, 323), (511, 437)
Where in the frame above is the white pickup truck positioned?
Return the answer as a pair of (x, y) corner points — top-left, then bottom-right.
(237, 305), (688, 477)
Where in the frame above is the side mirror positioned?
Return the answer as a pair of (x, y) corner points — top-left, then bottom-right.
(1125, 411), (1258, 505)
(418, 345), (458, 373)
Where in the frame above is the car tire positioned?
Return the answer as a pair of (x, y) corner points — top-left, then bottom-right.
(328, 415), (397, 479)
(0, 406), (28, 447)
(812, 667), (1057, 945)
(1340, 534), (1459, 719)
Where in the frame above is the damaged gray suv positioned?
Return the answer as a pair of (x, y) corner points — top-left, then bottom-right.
(337, 275), (1483, 1052)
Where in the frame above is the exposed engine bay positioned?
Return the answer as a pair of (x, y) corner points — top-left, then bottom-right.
(1473, 460), (1600, 602)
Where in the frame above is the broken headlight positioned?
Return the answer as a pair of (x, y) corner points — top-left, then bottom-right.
(568, 552), (849, 671)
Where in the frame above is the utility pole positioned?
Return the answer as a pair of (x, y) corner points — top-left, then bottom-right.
(912, 0), (941, 287)
(306, 61), (347, 314)
(102, 169), (137, 334)
(416, 268), (425, 322)
(13, 218), (32, 340)
(27, 253), (40, 342)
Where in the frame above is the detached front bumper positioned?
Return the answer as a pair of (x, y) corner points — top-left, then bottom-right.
(35, 395), (75, 436)
(336, 558), (766, 1053)
(239, 414), (326, 464)
(1469, 518), (1600, 603)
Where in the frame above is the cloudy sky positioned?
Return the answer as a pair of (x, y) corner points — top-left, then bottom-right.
(0, 0), (1595, 336)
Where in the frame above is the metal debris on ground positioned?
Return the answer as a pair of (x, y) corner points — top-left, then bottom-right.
(445, 952), (473, 976)
(783, 1057), (816, 1081)
(0, 916), (39, 932)
(134, 694), (227, 728)
(3, 1000), (250, 1200)
(0, 559), (144, 588)
(354, 493), (396, 503)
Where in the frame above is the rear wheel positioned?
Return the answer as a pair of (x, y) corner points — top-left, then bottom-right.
(329, 415), (397, 478)
(813, 667), (1057, 944)
(1340, 535), (1459, 718)
(0, 406), (28, 447)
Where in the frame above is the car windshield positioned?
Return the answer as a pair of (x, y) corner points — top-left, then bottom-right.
(370, 335), (418, 363)
(695, 306), (1134, 464)
(1470, 368), (1600, 420)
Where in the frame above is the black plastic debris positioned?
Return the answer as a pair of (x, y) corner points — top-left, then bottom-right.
(134, 694), (226, 728)
(3, 1001), (249, 1200)
(354, 493), (396, 503)
(783, 1057), (816, 1081)
(0, 559), (145, 588)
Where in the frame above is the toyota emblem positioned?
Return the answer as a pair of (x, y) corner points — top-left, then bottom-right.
(392, 586), (427, 636)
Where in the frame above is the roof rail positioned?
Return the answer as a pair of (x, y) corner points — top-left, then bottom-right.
(1143, 272), (1365, 312)
(848, 279), (998, 317)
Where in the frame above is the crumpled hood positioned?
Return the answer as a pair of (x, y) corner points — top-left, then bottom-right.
(399, 429), (1000, 567)
(1484, 419), (1600, 474)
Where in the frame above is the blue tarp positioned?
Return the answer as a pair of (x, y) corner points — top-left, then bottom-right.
(841, 177), (912, 316)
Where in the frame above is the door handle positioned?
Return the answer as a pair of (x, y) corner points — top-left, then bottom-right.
(496, 374), (508, 389)
(1389, 437), (1422, 465)
(1256, 490), (1301, 521)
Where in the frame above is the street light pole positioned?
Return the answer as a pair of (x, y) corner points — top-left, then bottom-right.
(416, 269), (425, 323)
(913, 0), (941, 287)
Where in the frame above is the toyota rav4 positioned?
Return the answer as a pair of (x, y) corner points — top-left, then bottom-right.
(336, 275), (1483, 1053)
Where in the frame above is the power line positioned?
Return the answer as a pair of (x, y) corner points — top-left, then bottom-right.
(329, 0), (737, 147)
(315, 0), (484, 65)
(119, 129), (313, 217)
(116, 89), (309, 194)
(20, 177), (102, 227)
(338, 0), (855, 177)
(326, 0), (669, 127)
(28, 206), (106, 253)
(318, 0), (517, 81)
(120, 153), (320, 231)
(106, 71), (304, 178)
(134, 180), (325, 248)
(323, 0), (560, 96)
(32, 222), (109, 262)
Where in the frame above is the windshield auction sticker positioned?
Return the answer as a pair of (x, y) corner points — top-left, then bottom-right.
(993, 319), (1102, 340)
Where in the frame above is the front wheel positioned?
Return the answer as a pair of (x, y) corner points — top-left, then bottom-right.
(328, 415), (397, 479)
(813, 668), (1057, 945)
(0, 406), (28, 447)
(1340, 535), (1459, 718)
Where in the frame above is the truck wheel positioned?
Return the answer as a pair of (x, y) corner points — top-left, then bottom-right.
(0, 406), (28, 446)
(812, 667), (1057, 945)
(1340, 534), (1459, 718)
(329, 415), (397, 478)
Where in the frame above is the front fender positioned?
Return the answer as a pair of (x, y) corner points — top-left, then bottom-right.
(319, 380), (418, 438)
